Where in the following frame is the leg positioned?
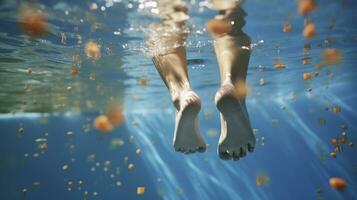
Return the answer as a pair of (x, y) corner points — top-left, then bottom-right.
(207, 7), (256, 160)
(148, 16), (206, 154)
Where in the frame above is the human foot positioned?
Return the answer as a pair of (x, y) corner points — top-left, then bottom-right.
(173, 89), (207, 154)
(215, 81), (255, 160)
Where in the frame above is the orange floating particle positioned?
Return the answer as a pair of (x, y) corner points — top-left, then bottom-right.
(85, 41), (100, 59)
(274, 58), (286, 68)
(303, 73), (312, 80)
(107, 110), (124, 126)
(329, 177), (347, 191)
(71, 68), (78, 76)
(315, 64), (322, 70)
(298, 0), (317, 15)
(332, 106), (341, 113)
(137, 77), (150, 86)
(137, 186), (145, 195)
(106, 104), (125, 127)
(341, 137), (346, 144)
(256, 175), (270, 187)
(303, 23), (316, 38)
(93, 115), (113, 132)
(20, 7), (48, 37)
(206, 19), (232, 36)
(322, 48), (342, 65)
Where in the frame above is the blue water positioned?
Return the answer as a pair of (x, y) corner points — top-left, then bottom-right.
(1, 0), (357, 199)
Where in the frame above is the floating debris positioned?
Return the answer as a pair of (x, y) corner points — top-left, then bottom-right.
(116, 181), (122, 187)
(85, 41), (100, 59)
(137, 77), (150, 86)
(331, 137), (338, 145)
(32, 181), (41, 188)
(330, 152), (336, 158)
(27, 68), (32, 74)
(322, 48), (342, 65)
(332, 106), (341, 113)
(303, 73), (312, 80)
(128, 163), (135, 170)
(60, 32), (67, 44)
(62, 164), (69, 171)
(35, 138), (47, 149)
(19, 5), (48, 37)
(110, 138), (125, 149)
(76, 34), (82, 44)
(136, 148), (141, 155)
(137, 186), (145, 195)
(259, 78), (265, 86)
(302, 56), (311, 65)
(71, 68), (78, 76)
(256, 175), (270, 187)
(298, 0), (317, 15)
(335, 145), (343, 153)
(93, 115), (113, 132)
(329, 177), (347, 191)
(204, 109), (213, 120)
(304, 44), (311, 51)
(21, 188), (28, 195)
(319, 117), (326, 126)
(206, 129), (217, 137)
(87, 154), (96, 162)
(274, 58), (286, 68)
(18, 127), (24, 135)
(303, 23), (316, 38)
(282, 22), (292, 33)
(106, 105), (125, 127)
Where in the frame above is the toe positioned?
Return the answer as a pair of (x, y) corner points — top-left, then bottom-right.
(239, 147), (247, 157)
(219, 151), (231, 160)
(188, 149), (195, 154)
(232, 151), (240, 161)
(247, 143), (255, 152)
(197, 145), (206, 153)
(175, 147), (183, 152)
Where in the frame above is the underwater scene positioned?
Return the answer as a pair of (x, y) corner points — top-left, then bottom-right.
(0, 0), (356, 199)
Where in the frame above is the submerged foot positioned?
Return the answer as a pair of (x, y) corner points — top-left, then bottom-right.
(173, 89), (207, 154)
(215, 82), (255, 160)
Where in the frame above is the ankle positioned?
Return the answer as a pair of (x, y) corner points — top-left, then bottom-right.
(221, 74), (233, 86)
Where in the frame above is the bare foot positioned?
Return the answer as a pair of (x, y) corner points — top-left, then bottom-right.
(215, 81), (255, 160)
(173, 89), (207, 154)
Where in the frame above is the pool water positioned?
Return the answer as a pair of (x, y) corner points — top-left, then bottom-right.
(0, 0), (357, 199)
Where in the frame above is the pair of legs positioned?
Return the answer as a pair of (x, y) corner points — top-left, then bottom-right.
(148, 4), (255, 160)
